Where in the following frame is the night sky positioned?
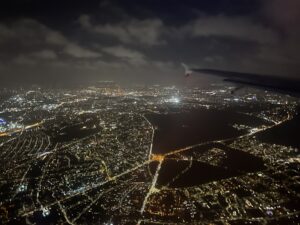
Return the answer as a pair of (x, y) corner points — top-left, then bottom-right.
(0, 0), (299, 86)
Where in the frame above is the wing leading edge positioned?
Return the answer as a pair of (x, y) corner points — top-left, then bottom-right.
(183, 65), (300, 97)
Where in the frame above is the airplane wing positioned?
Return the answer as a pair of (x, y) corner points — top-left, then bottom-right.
(182, 64), (300, 97)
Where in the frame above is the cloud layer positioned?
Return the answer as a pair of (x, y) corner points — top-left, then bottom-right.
(0, 0), (300, 86)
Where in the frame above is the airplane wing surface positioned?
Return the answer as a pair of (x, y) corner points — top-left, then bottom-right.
(184, 65), (300, 97)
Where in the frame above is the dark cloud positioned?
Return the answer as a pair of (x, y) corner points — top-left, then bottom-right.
(263, 0), (300, 31)
(102, 45), (147, 66)
(0, 19), (102, 63)
(180, 16), (279, 44)
(79, 15), (165, 46)
(63, 44), (102, 58)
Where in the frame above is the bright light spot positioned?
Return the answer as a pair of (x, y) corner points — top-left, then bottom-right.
(41, 206), (50, 217)
(167, 97), (180, 104)
(151, 154), (165, 162)
(0, 118), (6, 125)
(17, 184), (27, 193)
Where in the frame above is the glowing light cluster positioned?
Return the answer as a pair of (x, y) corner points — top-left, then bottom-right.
(166, 97), (180, 104)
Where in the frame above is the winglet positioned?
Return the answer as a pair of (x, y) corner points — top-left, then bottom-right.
(181, 63), (192, 77)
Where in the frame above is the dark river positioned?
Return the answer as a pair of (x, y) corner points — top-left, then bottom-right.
(146, 108), (269, 154)
(147, 108), (268, 188)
